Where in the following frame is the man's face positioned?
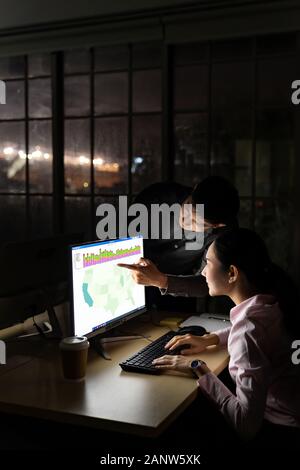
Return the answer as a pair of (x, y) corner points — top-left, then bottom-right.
(179, 196), (215, 233)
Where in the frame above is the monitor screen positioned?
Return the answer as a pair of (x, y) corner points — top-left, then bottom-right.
(70, 236), (146, 337)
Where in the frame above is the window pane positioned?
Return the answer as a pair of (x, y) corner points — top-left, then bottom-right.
(212, 62), (252, 109)
(239, 199), (252, 229)
(0, 81), (25, 119)
(211, 111), (252, 197)
(212, 38), (252, 60)
(29, 120), (52, 193)
(64, 49), (90, 74)
(257, 57), (296, 106)
(257, 33), (296, 56)
(255, 199), (293, 270)
(0, 121), (25, 192)
(28, 54), (51, 77)
(94, 196), (121, 239)
(95, 45), (128, 72)
(256, 110), (294, 198)
(29, 78), (52, 118)
(0, 56), (24, 79)
(64, 76), (90, 116)
(132, 115), (161, 193)
(132, 43), (162, 69)
(94, 73), (128, 115)
(30, 196), (53, 237)
(174, 65), (208, 110)
(174, 113), (208, 186)
(64, 196), (91, 239)
(132, 70), (161, 113)
(0, 195), (26, 242)
(174, 43), (209, 65)
(94, 117), (128, 194)
(65, 119), (90, 194)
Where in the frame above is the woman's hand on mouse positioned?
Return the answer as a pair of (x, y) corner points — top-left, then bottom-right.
(164, 333), (220, 355)
(152, 355), (211, 375)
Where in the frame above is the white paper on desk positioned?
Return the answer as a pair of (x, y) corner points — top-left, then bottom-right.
(180, 313), (231, 333)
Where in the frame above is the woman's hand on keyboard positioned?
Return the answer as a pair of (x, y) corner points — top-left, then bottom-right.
(152, 354), (211, 375)
(164, 333), (219, 355)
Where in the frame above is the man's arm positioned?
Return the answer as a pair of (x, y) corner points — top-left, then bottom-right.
(118, 258), (209, 298)
(160, 273), (209, 298)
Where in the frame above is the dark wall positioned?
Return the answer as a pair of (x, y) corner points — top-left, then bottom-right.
(0, 0), (193, 30)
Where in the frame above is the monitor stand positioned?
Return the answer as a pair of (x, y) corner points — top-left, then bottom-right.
(90, 333), (149, 360)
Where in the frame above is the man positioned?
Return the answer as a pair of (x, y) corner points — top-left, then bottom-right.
(118, 176), (240, 300)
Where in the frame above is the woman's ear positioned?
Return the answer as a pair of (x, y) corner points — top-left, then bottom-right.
(228, 265), (239, 284)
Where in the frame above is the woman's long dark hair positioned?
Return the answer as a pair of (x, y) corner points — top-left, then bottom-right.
(214, 228), (300, 339)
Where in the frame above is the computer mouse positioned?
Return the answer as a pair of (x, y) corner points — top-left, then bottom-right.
(175, 325), (207, 336)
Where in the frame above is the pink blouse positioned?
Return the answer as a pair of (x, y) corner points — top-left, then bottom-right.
(198, 294), (300, 440)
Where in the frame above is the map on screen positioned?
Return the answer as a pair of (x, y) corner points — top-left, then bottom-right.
(71, 236), (145, 337)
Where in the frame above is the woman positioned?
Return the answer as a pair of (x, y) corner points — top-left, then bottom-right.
(152, 228), (300, 441)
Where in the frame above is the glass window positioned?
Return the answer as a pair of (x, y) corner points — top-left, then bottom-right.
(132, 70), (161, 113)
(94, 196), (121, 238)
(211, 111), (252, 196)
(174, 113), (208, 186)
(64, 49), (90, 74)
(95, 45), (128, 72)
(64, 196), (91, 239)
(132, 43), (162, 69)
(174, 65), (208, 110)
(64, 75), (90, 116)
(0, 195), (26, 242)
(94, 117), (128, 194)
(212, 38), (252, 60)
(212, 62), (252, 109)
(174, 43), (209, 65)
(0, 81), (25, 119)
(256, 110), (294, 198)
(0, 121), (25, 192)
(257, 57), (296, 106)
(257, 33), (296, 56)
(0, 56), (24, 79)
(29, 120), (52, 193)
(29, 78), (52, 118)
(255, 198), (293, 270)
(239, 199), (252, 229)
(94, 72), (128, 115)
(65, 119), (91, 194)
(132, 115), (161, 193)
(30, 196), (53, 237)
(28, 54), (51, 77)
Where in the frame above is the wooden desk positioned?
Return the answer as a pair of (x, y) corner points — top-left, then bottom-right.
(0, 319), (229, 438)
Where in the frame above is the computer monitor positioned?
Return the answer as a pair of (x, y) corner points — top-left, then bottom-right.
(70, 236), (146, 339)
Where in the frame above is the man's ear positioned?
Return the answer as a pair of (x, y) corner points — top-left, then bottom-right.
(228, 265), (239, 284)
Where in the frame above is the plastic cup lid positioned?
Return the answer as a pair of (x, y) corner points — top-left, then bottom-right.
(59, 336), (89, 351)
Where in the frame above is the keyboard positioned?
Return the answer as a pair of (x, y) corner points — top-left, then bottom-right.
(119, 331), (179, 374)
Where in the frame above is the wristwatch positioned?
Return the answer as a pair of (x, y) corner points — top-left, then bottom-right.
(190, 359), (207, 378)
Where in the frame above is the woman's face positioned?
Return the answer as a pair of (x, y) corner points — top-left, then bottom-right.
(201, 242), (232, 296)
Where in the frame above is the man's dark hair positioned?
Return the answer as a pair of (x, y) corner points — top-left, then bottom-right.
(191, 176), (240, 225)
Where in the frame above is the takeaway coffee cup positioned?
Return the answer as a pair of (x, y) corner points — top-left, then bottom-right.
(59, 336), (90, 381)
